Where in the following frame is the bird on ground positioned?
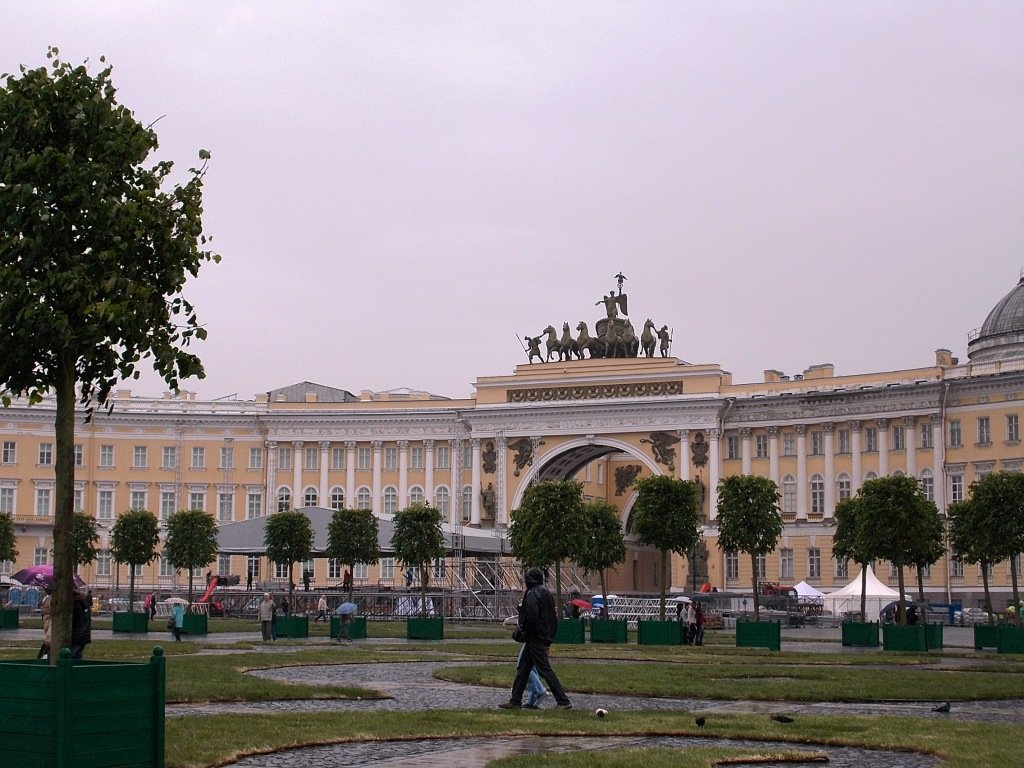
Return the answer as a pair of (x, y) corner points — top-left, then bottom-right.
(932, 701), (951, 713)
(695, 717), (706, 728)
(770, 715), (795, 724)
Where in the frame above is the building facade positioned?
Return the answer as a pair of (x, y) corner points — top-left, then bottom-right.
(3, 275), (1024, 609)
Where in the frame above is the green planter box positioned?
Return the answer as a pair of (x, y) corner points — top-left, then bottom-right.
(330, 615), (367, 640)
(997, 625), (1024, 654)
(407, 616), (443, 640)
(974, 623), (1000, 650)
(0, 647), (166, 768)
(637, 619), (682, 646)
(841, 621), (879, 647)
(589, 618), (628, 644)
(0, 608), (19, 630)
(736, 619), (781, 651)
(924, 622), (944, 650)
(554, 618), (585, 644)
(882, 623), (927, 651)
(181, 613), (207, 636)
(112, 611), (149, 634)
(275, 615), (309, 638)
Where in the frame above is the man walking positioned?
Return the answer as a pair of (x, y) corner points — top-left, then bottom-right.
(499, 567), (572, 710)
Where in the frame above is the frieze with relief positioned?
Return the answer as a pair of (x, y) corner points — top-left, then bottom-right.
(508, 381), (683, 403)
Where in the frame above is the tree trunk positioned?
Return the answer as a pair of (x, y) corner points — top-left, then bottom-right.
(859, 561), (868, 623)
(916, 566), (926, 604)
(981, 559), (994, 624)
(1010, 555), (1021, 625)
(659, 549), (668, 620)
(287, 562), (295, 613)
(347, 562), (355, 603)
(419, 563), (429, 617)
(751, 553), (760, 621)
(896, 562), (907, 625)
(598, 568), (608, 619)
(554, 559), (563, 619)
(50, 356), (77, 665)
(188, 571), (195, 605)
(129, 566), (136, 614)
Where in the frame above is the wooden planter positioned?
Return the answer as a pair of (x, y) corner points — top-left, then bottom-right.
(882, 623), (927, 651)
(407, 616), (443, 640)
(0, 608), (19, 630)
(973, 623), (1000, 650)
(997, 625), (1024, 654)
(553, 618), (585, 644)
(181, 613), (208, 636)
(637, 619), (682, 646)
(0, 647), (165, 768)
(924, 622), (944, 650)
(330, 615), (367, 640)
(112, 611), (149, 634)
(736, 619), (781, 651)
(589, 618), (628, 644)
(274, 615), (309, 638)
(841, 621), (879, 647)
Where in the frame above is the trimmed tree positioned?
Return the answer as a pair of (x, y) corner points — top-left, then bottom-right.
(0, 512), (16, 564)
(264, 510), (314, 610)
(832, 497), (872, 622)
(326, 508), (380, 602)
(109, 509), (160, 613)
(163, 509), (219, 603)
(508, 479), (586, 614)
(576, 500), (627, 614)
(947, 499), (996, 623)
(632, 475), (702, 620)
(391, 502), (445, 617)
(0, 49), (218, 660)
(969, 471), (1024, 615)
(72, 511), (99, 573)
(716, 474), (783, 622)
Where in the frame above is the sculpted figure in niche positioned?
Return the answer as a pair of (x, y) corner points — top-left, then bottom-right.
(481, 483), (496, 518)
(481, 441), (496, 474)
(691, 431), (709, 468)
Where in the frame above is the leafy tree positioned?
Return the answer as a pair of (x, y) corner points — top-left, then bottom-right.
(264, 510), (314, 609)
(391, 502), (445, 617)
(109, 509), (160, 613)
(632, 475), (702, 619)
(508, 480), (586, 613)
(575, 500), (627, 615)
(947, 499), (996, 624)
(163, 508), (218, 603)
(72, 511), (99, 569)
(0, 513), (16, 564)
(716, 474), (783, 621)
(326, 508), (380, 602)
(857, 475), (940, 624)
(0, 49), (218, 660)
(832, 497), (872, 622)
(969, 471), (1024, 615)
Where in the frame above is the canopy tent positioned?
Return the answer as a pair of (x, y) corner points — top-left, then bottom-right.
(793, 580), (825, 606)
(822, 565), (900, 619)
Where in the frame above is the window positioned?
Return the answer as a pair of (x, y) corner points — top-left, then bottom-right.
(162, 446), (177, 469)
(383, 486), (398, 515)
(597, 463), (605, 485)
(131, 489), (147, 509)
(96, 549), (112, 577)
(97, 490), (114, 520)
(1008, 414), (1020, 443)
(274, 561), (289, 579)
(725, 552), (739, 580)
(977, 417), (991, 444)
(328, 559), (343, 579)
(462, 485), (472, 521)
(462, 447), (473, 471)
(755, 555), (766, 579)
(920, 469), (934, 502)
(218, 554), (231, 575)
(755, 434), (768, 459)
(807, 548), (821, 579)
(356, 487), (371, 510)
(838, 429), (850, 454)
(330, 487), (345, 510)
(99, 444), (114, 468)
(220, 446), (234, 469)
(920, 423), (933, 449)
(353, 563), (368, 580)
(247, 491), (262, 519)
(435, 486), (449, 516)
(834, 558), (848, 580)
(304, 446), (318, 471)
(950, 473), (964, 503)
(246, 556), (260, 582)
(1, 441), (14, 464)
(189, 491), (205, 511)
(303, 486), (318, 507)
(782, 433), (795, 456)
(436, 446), (450, 470)
(410, 447), (424, 469)
(409, 486), (424, 504)
(278, 447), (292, 470)
(277, 487), (291, 513)
(73, 487), (83, 512)
(864, 428), (877, 452)
(331, 447), (345, 470)
(249, 448), (263, 470)
(133, 446), (147, 468)
(385, 447), (398, 470)
(160, 491), (176, 520)
(810, 431), (823, 456)
(38, 443), (53, 466)
(380, 557), (395, 581)
(160, 556), (174, 578)
(218, 491), (234, 522)
(780, 548), (794, 580)
(34, 547), (48, 566)
(949, 419), (961, 447)
(810, 475), (824, 515)
(837, 473), (851, 502)
(0, 487), (14, 515)
(73, 444), (83, 467)
(726, 435), (739, 460)
(950, 548), (964, 579)
(35, 487), (52, 517)
(782, 475), (796, 516)
(357, 447), (371, 470)
(191, 446), (205, 469)
(892, 426), (905, 451)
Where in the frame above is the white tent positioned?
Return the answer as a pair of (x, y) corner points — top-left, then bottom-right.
(822, 565), (900, 619)
(793, 580), (825, 605)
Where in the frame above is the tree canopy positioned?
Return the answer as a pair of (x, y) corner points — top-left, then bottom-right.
(163, 508), (219, 603)
(109, 508), (160, 613)
(0, 513), (16, 563)
(947, 499), (996, 622)
(72, 511), (99, 568)
(968, 471), (1024, 612)
(832, 497), (872, 621)
(632, 474), (702, 619)
(326, 508), (380, 601)
(264, 510), (314, 608)
(716, 474), (783, 621)
(391, 502), (445, 617)
(576, 500), (627, 615)
(0, 49), (218, 660)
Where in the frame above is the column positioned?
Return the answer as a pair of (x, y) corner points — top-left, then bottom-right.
(450, 439), (461, 527)
(372, 440), (383, 515)
(679, 429), (691, 481)
(877, 419), (889, 476)
(850, 421), (863, 493)
(795, 425), (807, 520)
(265, 441), (278, 515)
(470, 438), (482, 526)
(318, 441), (329, 506)
(708, 428), (721, 520)
(424, 440), (435, 507)
(931, 415), (945, 511)
(740, 428), (752, 475)
(292, 441), (303, 508)
(495, 434), (507, 528)
(398, 440), (409, 508)
(904, 416), (917, 479)
(823, 423), (835, 518)
(768, 426), (780, 486)
(345, 441), (356, 509)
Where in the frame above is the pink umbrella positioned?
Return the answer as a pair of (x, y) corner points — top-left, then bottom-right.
(11, 565), (86, 590)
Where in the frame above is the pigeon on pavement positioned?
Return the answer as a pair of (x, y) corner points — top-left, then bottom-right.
(695, 717), (706, 728)
(932, 701), (951, 713)
(771, 714), (795, 723)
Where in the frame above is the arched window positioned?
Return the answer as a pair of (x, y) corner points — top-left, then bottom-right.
(810, 474), (824, 515)
(892, 469), (905, 478)
(276, 487), (291, 513)
(864, 471), (877, 483)
(920, 469), (934, 501)
(435, 486), (450, 516)
(782, 475), (796, 516)
(462, 485), (472, 521)
(330, 487), (345, 510)
(303, 486), (318, 507)
(383, 486), (398, 515)
(356, 487), (371, 510)
(409, 485), (424, 504)
(837, 473), (851, 502)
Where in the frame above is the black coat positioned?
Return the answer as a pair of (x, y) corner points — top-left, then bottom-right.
(519, 583), (558, 644)
(71, 595), (91, 645)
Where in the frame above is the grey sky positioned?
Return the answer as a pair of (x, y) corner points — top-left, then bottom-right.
(6, 2), (1023, 399)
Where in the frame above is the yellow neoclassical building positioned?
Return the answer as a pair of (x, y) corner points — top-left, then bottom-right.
(3, 274), (1024, 610)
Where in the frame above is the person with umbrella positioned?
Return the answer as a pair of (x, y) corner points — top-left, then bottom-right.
(335, 601), (357, 643)
(170, 601), (185, 642)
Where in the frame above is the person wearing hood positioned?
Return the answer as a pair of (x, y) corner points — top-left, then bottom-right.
(499, 567), (572, 710)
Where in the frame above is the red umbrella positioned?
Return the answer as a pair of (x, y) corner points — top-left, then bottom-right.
(570, 598), (592, 610)
(11, 565), (86, 590)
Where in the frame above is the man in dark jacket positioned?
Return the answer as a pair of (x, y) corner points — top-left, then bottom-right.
(69, 590), (92, 659)
(499, 567), (572, 710)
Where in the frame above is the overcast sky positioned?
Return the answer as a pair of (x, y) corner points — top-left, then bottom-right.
(6, 2), (1023, 400)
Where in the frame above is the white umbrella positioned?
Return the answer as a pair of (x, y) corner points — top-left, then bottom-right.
(672, 595), (693, 603)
